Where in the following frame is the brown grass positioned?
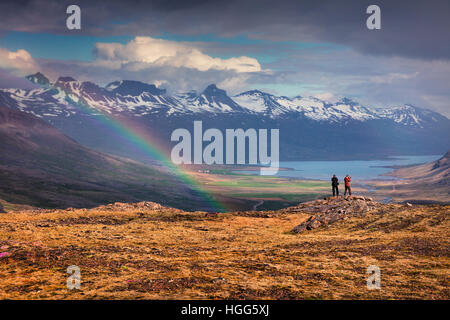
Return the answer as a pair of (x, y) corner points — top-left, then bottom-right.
(0, 202), (448, 299)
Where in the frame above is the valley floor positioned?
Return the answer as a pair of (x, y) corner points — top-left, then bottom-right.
(189, 169), (449, 211)
(0, 199), (448, 299)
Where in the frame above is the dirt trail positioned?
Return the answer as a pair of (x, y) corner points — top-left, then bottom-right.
(252, 200), (264, 210)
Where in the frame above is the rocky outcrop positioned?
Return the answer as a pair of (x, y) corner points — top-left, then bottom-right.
(94, 201), (165, 211)
(291, 196), (379, 233)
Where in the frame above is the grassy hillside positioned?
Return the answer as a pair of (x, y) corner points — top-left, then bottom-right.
(0, 105), (203, 210)
(0, 199), (448, 299)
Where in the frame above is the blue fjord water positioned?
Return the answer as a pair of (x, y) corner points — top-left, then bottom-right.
(240, 155), (442, 181)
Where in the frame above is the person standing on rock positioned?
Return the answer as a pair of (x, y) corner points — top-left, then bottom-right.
(344, 174), (352, 196)
(331, 174), (339, 197)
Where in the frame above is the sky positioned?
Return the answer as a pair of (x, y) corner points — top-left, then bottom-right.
(0, 0), (449, 116)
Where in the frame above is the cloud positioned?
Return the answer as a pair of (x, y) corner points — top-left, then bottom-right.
(313, 92), (339, 103)
(1, 0), (449, 61)
(217, 75), (251, 93)
(92, 36), (262, 73)
(38, 56), (258, 95)
(370, 72), (419, 84)
(0, 48), (39, 75)
(244, 48), (450, 116)
(0, 68), (39, 89)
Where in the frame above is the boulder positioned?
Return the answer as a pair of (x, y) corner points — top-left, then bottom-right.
(292, 224), (307, 233)
(306, 219), (322, 230)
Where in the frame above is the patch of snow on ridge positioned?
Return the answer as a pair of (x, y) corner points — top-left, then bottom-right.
(330, 104), (376, 121)
(233, 91), (269, 113)
(375, 105), (424, 126)
(105, 81), (122, 91)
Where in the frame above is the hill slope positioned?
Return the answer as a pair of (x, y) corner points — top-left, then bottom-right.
(375, 152), (450, 203)
(391, 151), (449, 183)
(0, 105), (198, 210)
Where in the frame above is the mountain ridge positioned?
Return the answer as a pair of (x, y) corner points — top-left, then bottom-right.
(20, 72), (448, 125)
(0, 72), (448, 162)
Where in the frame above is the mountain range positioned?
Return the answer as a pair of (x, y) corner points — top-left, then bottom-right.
(0, 72), (448, 162)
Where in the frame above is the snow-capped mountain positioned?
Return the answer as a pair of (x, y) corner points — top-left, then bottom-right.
(234, 91), (380, 122)
(177, 84), (245, 113)
(233, 90), (291, 116)
(0, 72), (448, 161)
(375, 104), (444, 127)
(2, 72), (446, 127)
(26, 72), (50, 86)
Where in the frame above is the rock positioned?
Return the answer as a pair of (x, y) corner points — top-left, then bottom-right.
(205, 212), (219, 218)
(291, 196), (378, 233)
(97, 201), (164, 211)
(139, 201), (164, 209)
(307, 219), (322, 230)
(406, 202), (413, 207)
(292, 224), (307, 233)
(213, 277), (226, 282)
(353, 200), (368, 212)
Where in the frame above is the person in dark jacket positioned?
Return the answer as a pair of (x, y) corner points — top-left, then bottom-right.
(331, 174), (339, 197)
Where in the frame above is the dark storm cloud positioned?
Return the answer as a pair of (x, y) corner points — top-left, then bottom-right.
(0, 0), (449, 60)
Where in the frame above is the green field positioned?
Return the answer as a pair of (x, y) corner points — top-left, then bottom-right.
(195, 171), (330, 210)
(229, 192), (323, 202)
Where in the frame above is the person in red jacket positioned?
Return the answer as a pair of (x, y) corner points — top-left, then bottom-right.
(344, 174), (352, 196)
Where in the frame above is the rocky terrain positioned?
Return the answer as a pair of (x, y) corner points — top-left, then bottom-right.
(0, 197), (448, 299)
(290, 196), (379, 233)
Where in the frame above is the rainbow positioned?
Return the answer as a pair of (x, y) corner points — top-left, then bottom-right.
(62, 93), (227, 212)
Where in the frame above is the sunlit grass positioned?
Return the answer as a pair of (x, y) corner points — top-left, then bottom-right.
(0, 202), (448, 299)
